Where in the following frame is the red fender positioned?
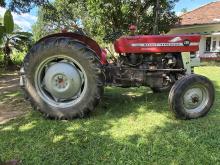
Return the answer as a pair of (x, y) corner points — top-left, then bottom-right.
(37, 32), (107, 64)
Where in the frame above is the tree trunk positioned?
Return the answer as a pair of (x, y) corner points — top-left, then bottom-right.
(3, 44), (13, 69)
(4, 53), (13, 67)
(153, 0), (160, 35)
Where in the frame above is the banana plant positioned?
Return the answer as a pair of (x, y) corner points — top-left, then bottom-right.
(0, 10), (32, 68)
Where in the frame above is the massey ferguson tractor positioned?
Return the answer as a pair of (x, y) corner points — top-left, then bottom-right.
(20, 26), (215, 120)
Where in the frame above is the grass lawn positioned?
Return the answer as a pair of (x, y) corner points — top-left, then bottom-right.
(0, 66), (220, 165)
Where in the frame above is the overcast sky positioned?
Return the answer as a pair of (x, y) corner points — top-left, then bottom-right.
(0, 0), (217, 32)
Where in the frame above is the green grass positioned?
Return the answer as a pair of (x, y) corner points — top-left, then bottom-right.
(0, 66), (220, 165)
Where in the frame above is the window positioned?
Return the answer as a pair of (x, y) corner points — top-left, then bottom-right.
(205, 36), (220, 52)
(211, 36), (220, 52)
(212, 40), (217, 51)
(205, 37), (211, 51)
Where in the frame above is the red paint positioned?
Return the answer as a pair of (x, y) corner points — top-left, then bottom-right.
(37, 32), (108, 64)
(114, 35), (201, 53)
(38, 32), (102, 60)
(61, 28), (68, 33)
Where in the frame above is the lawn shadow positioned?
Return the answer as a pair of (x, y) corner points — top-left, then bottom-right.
(92, 86), (170, 120)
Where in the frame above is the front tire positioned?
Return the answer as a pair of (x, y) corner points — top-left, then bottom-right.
(168, 74), (215, 119)
(22, 37), (104, 119)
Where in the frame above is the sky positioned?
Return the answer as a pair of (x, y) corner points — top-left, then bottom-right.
(174, 0), (218, 15)
(0, 7), (37, 31)
(0, 0), (217, 32)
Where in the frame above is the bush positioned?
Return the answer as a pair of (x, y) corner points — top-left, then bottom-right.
(0, 51), (26, 68)
(11, 51), (25, 65)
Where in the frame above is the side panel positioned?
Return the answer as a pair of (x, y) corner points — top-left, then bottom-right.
(114, 35), (201, 53)
(181, 52), (191, 74)
(37, 32), (107, 64)
(182, 52), (201, 74)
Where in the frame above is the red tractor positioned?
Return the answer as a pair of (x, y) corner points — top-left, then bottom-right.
(20, 27), (215, 120)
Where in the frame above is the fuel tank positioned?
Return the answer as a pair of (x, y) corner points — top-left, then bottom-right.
(114, 34), (201, 54)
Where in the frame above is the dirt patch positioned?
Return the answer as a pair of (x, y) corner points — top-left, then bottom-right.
(0, 70), (30, 124)
(0, 105), (25, 124)
(0, 71), (20, 94)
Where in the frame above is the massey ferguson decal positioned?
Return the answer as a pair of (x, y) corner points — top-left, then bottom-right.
(131, 41), (198, 47)
(169, 36), (182, 42)
(183, 39), (191, 46)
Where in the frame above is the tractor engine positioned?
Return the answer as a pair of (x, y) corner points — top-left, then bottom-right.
(105, 34), (201, 88)
(105, 53), (181, 88)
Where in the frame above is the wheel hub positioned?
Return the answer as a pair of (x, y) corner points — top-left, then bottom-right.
(53, 74), (69, 89)
(183, 88), (204, 110)
(44, 62), (82, 100)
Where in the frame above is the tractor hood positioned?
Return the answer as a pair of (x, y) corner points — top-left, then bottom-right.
(114, 34), (201, 53)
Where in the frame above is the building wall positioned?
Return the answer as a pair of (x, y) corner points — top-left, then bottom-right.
(199, 36), (206, 54)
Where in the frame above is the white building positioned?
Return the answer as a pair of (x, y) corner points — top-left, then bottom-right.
(169, 1), (220, 60)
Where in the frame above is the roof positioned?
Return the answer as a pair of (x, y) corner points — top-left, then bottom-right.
(179, 1), (220, 26)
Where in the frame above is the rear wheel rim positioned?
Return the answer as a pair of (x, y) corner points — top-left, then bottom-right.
(35, 55), (88, 108)
(182, 84), (209, 113)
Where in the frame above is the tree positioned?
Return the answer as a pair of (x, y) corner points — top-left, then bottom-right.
(0, 10), (32, 68)
(181, 8), (188, 14)
(34, 0), (180, 42)
(0, 0), (49, 13)
(0, 0), (6, 7)
(32, 8), (50, 41)
(32, 1), (92, 41)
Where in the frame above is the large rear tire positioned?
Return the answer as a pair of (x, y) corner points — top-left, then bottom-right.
(168, 74), (215, 119)
(21, 37), (104, 119)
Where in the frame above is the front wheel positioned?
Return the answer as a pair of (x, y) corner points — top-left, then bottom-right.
(168, 74), (215, 119)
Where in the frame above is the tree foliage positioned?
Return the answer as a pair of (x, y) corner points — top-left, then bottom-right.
(0, 0), (49, 13)
(4, 10), (14, 33)
(1, 0), (180, 42)
(32, 8), (50, 41)
(0, 0), (6, 8)
(181, 8), (188, 14)
(0, 10), (32, 68)
(33, 0), (179, 42)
